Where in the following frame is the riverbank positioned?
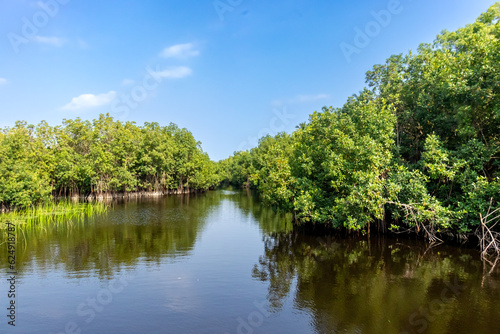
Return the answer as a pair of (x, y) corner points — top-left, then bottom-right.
(0, 189), (212, 227)
(59, 188), (209, 201)
(0, 200), (108, 227)
(293, 219), (479, 250)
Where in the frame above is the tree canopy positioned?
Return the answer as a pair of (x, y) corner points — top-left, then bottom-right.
(220, 4), (500, 239)
(0, 114), (222, 208)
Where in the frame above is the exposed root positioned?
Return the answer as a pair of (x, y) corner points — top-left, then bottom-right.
(476, 198), (500, 259)
(386, 201), (443, 244)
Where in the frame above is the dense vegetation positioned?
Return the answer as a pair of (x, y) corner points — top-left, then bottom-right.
(221, 4), (500, 242)
(0, 201), (107, 228)
(2, 5), (499, 247)
(0, 114), (221, 209)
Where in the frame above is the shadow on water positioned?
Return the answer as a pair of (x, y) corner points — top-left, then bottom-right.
(221, 187), (294, 235)
(0, 192), (222, 278)
(1, 189), (498, 334)
(224, 189), (500, 334)
(250, 231), (500, 333)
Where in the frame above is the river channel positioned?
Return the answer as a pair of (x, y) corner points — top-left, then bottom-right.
(1, 189), (499, 334)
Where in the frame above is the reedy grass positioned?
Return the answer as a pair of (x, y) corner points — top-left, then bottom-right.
(0, 200), (109, 229)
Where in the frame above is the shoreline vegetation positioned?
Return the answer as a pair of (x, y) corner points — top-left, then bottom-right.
(219, 4), (500, 257)
(0, 114), (220, 228)
(0, 200), (108, 229)
(57, 188), (207, 201)
(0, 116), (222, 212)
(1, 4), (499, 257)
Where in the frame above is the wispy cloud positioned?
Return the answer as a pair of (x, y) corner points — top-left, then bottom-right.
(160, 43), (199, 59)
(62, 91), (117, 111)
(32, 35), (66, 47)
(271, 93), (330, 107)
(151, 66), (193, 79)
(0, 78), (7, 85)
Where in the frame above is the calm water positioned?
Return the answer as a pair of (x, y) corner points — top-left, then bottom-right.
(1, 190), (499, 334)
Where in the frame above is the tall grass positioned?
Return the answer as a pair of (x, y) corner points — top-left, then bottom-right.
(0, 200), (109, 229)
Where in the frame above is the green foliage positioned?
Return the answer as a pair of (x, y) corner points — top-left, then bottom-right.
(290, 92), (395, 229)
(0, 200), (108, 227)
(385, 165), (453, 233)
(222, 4), (500, 238)
(251, 133), (295, 211)
(219, 150), (255, 188)
(0, 122), (52, 207)
(0, 115), (222, 209)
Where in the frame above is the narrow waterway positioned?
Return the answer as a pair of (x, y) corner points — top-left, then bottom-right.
(1, 190), (499, 334)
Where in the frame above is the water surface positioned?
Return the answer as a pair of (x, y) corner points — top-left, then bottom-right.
(1, 190), (499, 333)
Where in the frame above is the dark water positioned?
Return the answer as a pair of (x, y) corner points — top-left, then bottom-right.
(1, 190), (499, 334)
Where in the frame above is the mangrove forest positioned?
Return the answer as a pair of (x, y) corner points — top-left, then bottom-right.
(219, 4), (500, 253)
(1, 4), (500, 253)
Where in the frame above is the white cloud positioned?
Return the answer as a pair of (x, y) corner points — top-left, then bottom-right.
(32, 35), (65, 47)
(121, 79), (135, 86)
(0, 78), (7, 85)
(160, 43), (199, 59)
(272, 93), (330, 107)
(62, 91), (117, 111)
(151, 66), (193, 79)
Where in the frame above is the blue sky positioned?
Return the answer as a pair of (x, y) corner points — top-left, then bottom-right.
(0, 0), (497, 161)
